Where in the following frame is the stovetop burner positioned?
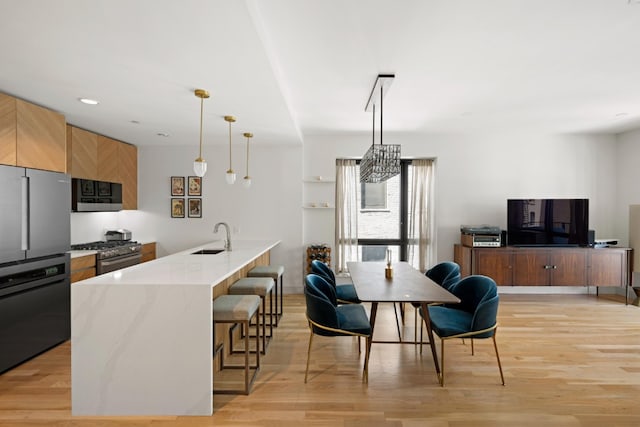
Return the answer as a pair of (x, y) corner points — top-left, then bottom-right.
(71, 240), (142, 260)
(71, 240), (140, 250)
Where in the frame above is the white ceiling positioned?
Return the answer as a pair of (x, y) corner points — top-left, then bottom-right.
(1, 0), (640, 148)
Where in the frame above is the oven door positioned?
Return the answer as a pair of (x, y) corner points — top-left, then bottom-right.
(97, 253), (142, 275)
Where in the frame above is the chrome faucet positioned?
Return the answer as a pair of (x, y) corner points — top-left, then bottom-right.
(213, 222), (232, 251)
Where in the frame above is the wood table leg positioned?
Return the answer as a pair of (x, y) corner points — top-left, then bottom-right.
(421, 302), (441, 384)
(366, 302), (379, 373)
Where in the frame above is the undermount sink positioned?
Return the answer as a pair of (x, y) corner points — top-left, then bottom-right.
(191, 249), (225, 255)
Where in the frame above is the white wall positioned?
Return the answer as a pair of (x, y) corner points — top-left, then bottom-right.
(303, 131), (619, 263)
(71, 142), (304, 293)
(614, 128), (640, 250)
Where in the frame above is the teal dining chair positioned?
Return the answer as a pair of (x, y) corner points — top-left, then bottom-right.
(421, 274), (505, 386)
(303, 274), (372, 383)
(310, 259), (361, 304)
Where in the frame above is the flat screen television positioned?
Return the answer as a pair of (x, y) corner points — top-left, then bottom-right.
(507, 198), (589, 247)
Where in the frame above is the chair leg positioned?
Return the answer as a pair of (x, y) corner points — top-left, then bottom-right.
(492, 334), (505, 385)
(304, 328), (314, 383)
(439, 338), (445, 387)
(471, 338), (475, 355)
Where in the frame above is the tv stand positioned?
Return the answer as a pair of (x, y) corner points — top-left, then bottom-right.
(453, 245), (633, 302)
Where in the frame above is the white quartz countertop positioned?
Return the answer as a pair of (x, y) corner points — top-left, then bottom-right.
(68, 250), (98, 258)
(72, 239), (280, 287)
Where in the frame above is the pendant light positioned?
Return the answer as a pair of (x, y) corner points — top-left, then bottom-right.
(224, 115), (236, 184)
(360, 74), (400, 183)
(242, 132), (253, 188)
(193, 89), (210, 177)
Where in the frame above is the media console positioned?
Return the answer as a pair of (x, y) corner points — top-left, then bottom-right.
(453, 244), (633, 303)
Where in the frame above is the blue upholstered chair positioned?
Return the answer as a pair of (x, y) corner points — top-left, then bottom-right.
(413, 261), (462, 342)
(304, 274), (372, 383)
(421, 275), (505, 386)
(426, 261), (461, 291)
(310, 260), (361, 304)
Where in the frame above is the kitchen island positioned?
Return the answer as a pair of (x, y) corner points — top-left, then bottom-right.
(71, 239), (280, 416)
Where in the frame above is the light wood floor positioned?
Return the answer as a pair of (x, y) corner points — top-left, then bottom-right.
(1, 293), (640, 426)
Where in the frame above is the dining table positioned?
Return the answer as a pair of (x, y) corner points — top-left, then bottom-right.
(347, 261), (460, 383)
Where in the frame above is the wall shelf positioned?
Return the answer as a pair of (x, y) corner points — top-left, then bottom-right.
(303, 179), (335, 183)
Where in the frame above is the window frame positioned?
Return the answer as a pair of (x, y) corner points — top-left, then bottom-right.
(356, 160), (410, 261)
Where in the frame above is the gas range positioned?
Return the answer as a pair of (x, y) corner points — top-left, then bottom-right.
(71, 240), (142, 260)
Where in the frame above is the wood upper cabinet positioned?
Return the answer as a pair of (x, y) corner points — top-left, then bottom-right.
(66, 126), (138, 209)
(0, 93), (17, 165)
(118, 142), (137, 210)
(67, 125), (98, 179)
(97, 135), (119, 183)
(0, 93), (66, 172)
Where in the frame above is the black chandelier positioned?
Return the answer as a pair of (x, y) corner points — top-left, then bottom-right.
(360, 74), (400, 183)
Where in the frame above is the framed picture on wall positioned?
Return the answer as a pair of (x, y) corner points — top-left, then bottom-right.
(171, 198), (185, 218)
(188, 198), (202, 218)
(188, 176), (202, 196)
(171, 176), (185, 196)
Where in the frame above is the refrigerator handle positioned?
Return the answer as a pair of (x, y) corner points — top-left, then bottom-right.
(21, 175), (29, 251)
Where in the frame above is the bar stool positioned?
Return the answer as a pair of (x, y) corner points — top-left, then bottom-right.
(247, 265), (284, 325)
(228, 277), (275, 354)
(212, 294), (261, 395)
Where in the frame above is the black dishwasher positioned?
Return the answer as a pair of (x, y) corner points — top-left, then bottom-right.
(0, 254), (70, 374)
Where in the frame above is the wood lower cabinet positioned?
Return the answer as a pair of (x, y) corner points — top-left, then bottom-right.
(0, 93), (66, 172)
(454, 244), (631, 288)
(475, 249), (513, 285)
(71, 254), (97, 283)
(141, 242), (156, 263)
(588, 248), (632, 287)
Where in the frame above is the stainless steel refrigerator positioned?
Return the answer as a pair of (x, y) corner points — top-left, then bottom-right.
(0, 165), (71, 373)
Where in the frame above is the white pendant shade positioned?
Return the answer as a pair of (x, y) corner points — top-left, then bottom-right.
(242, 176), (251, 188)
(225, 171), (236, 184)
(193, 159), (207, 177)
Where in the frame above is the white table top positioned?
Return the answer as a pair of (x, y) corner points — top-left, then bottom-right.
(72, 239), (280, 287)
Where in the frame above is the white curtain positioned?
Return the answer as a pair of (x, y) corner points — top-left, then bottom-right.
(334, 159), (359, 274)
(407, 159), (435, 272)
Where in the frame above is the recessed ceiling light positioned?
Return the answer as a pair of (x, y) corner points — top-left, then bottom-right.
(157, 132), (170, 137)
(79, 98), (99, 105)
(130, 120), (140, 124)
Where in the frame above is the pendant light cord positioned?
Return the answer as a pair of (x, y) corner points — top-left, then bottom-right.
(245, 137), (250, 176)
(198, 97), (204, 158)
(379, 84), (383, 146)
(228, 120), (232, 170)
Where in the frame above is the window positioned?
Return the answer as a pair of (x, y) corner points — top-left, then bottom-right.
(361, 182), (387, 210)
(356, 160), (408, 261)
(335, 158), (434, 272)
